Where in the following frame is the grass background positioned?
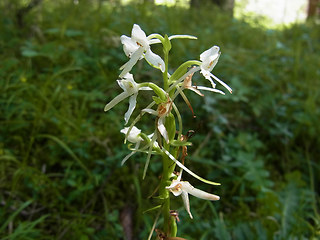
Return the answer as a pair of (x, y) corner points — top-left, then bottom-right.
(0, 0), (319, 239)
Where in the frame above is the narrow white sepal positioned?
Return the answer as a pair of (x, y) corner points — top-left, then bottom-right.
(119, 47), (144, 78)
(196, 86), (225, 95)
(144, 49), (165, 72)
(158, 117), (169, 144)
(182, 181), (220, 201)
(124, 93), (137, 124)
(181, 191), (193, 219)
(142, 108), (158, 115)
(104, 92), (130, 112)
(209, 73), (232, 94)
(161, 148), (221, 185)
(169, 35), (197, 40)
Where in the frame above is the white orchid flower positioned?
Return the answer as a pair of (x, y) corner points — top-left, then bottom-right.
(120, 126), (143, 165)
(120, 126), (156, 165)
(199, 46), (232, 94)
(120, 126), (143, 144)
(166, 176), (220, 219)
(119, 24), (165, 77)
(142, 98), (172, 144)
(121, 126), (158, 165)
(182, 69), (225, 96)
(170, 70), (225, 118)
(104, 73), (151, 124)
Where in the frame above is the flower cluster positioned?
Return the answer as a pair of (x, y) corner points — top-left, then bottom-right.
(104, 24), (232, 231)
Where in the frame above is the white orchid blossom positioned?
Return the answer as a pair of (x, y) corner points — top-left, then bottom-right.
(169, 70), (225, 118)
(119, 24), (165, 77)
(120, 126), (143, 143)
(120, 126), (142, 165)
(199, 46), (232, 93)
(181, 69), (225, 96)
(166, 174), (220, 219)
(120, 126), (156, 165)
(104, 73), (151, 124)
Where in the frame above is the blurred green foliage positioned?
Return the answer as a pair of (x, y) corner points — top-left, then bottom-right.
(0, 0), (319, 239)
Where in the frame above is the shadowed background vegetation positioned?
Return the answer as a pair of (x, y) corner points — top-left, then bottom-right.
(0, 0), (319, 239)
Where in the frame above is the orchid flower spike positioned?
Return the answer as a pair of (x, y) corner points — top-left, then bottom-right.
(119, 24), (165, 77)
(199, 46), (232, 94)
(166, 177), (220, 219)
(104, 73), (151, 124)
(142, 97), (172, 144)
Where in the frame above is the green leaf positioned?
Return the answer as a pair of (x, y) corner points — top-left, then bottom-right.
(0, 200), (33, 232)
(36, 134), (92, 179)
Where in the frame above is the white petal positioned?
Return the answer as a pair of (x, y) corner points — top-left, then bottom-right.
(167, 188), (182, 197)
(158, 117), (169, 144)
(131, 24), (149, 49)
(187, 86), (204, 96)
(182, 181), (220, 201)
(200, 47), (220, 73)
(169, 35), (197, 40)
(142, 108), (158, 115)
(201, 52), (220, 73)
(209, 73), (232, 94)
(200, 69), (216, 88)
(145, 49), (165, 72)
(181, 191), (193, 219)
(209, 52), (220, 70)
(200, 46), (220, 62)
(119, 47), (144, 78)
(124, 93), (137, 124)
(120, 73), (139, 94)
(120, 126), (142, 143)
(104, 92), (130, 112)
(196, 86), (225, 95)
(166, 180), (183, 196)
(120, 35), (138, 57)
(122, 72), (134, 81)
(161, 148), (221, 186)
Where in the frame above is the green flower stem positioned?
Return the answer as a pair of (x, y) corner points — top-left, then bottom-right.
(159, 146), (170, 233)
(159, 36), (177, 237)
(163, 50), (169, 91)
(160, 142), (177, 237)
